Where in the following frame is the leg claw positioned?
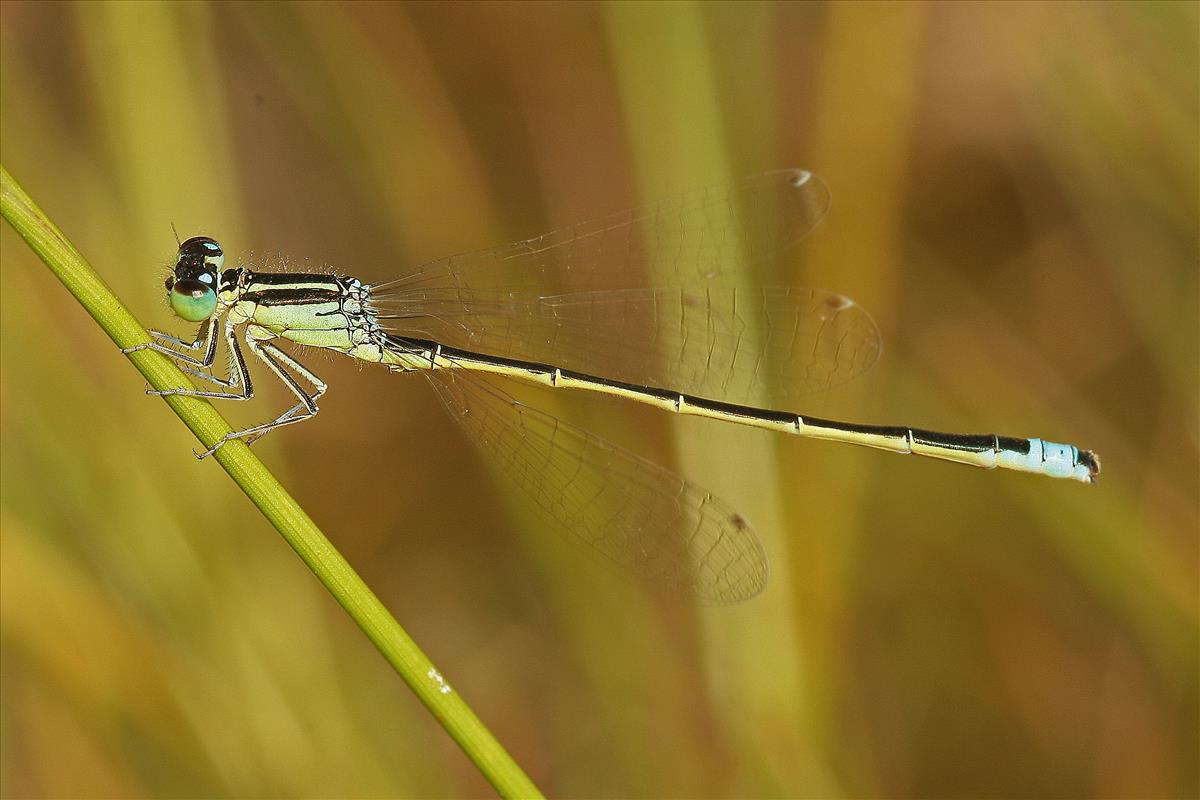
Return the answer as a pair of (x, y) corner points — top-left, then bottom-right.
(194, 442), (221, 460)
(194, 436), (239, 460)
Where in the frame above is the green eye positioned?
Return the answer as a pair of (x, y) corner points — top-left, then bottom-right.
(170, 278), (218, 322)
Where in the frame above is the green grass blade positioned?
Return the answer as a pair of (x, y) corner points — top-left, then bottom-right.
(0, 164), (543, 800)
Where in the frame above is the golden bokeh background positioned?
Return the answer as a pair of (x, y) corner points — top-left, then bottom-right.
(1, 2), (1196, 798)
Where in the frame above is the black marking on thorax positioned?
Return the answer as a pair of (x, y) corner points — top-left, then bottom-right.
(220, 268), (243, 294)
(241, 271), (351, 306)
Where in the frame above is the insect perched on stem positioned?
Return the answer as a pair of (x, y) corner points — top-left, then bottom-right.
(127, 170), (1098, 601)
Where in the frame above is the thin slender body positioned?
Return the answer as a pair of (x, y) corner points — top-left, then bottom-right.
(126, 171), (1099, 601)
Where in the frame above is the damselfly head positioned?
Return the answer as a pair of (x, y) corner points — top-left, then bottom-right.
(166, 236), (224, 322)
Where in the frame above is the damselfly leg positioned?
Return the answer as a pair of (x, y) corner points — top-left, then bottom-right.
(127, 313), (328, 458)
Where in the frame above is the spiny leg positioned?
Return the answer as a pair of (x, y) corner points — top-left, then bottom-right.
(123, 316), (221, 370)
(175, 363), (242, 390)
(125, 317), (248, 391)
(146, 316), (254, 402)
(236, 340), (328, 448)
(195, 336), (328, 458)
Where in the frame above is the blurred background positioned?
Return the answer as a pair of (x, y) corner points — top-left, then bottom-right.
(1, 2), (1196, 798)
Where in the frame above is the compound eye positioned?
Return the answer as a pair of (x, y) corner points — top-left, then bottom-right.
(169, 278), (218, 322)
(178, 236), (225, 270)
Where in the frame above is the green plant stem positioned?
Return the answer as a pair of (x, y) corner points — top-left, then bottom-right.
(0, 164), (542, 800)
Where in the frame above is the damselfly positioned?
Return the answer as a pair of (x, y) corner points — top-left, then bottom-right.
(126, 170), (1099, 601)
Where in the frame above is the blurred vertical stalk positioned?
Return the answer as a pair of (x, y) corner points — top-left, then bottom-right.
(794, 3), (923, 793)
(0, 165), (542, 800)
(605, 2), (819, 795)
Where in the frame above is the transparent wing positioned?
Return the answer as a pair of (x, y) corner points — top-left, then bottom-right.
(425, 369), (770, 603)
(370, 170), (881, 404)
